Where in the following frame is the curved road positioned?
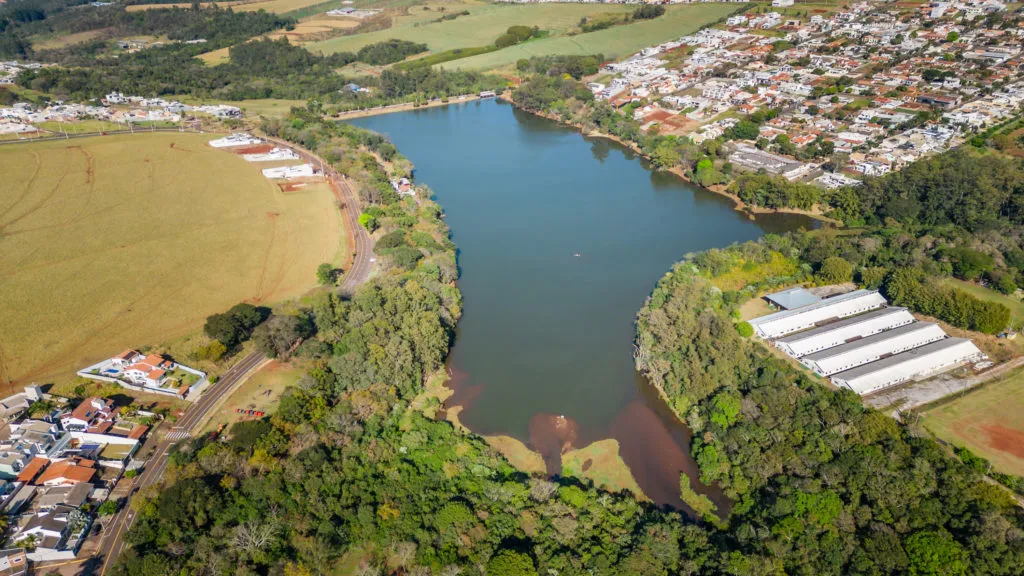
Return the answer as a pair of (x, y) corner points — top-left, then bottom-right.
(263, 136), (375, 295)
(93, 351), (267, 575)
(92, 139), (375, 574)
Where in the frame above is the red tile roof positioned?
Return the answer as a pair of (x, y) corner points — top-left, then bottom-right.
(35, 459), (96, 486)
(16, 457), (48, 484)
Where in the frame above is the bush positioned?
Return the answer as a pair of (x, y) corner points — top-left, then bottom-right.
(375, 230), (407, 250)
(97, 500), (119, 517)
(495, 33), (519, 49)
(389, 246), (424, 270)
(736, 321), (754, 338)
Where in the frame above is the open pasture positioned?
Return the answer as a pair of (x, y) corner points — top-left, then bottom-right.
(439, 3), (739, 71)
(309, 2), (634, 56)
(922, 367), (1024, 476)
(0, 133), (343, 390)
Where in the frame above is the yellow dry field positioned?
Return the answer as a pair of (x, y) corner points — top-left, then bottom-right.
(266, 18), (361, 43)
(236, 0), (334, 13)
(30, 29), (107, 50)
(0, 133), (343, 390)
(125, 2), (247, 12)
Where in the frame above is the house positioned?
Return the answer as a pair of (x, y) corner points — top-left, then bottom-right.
(59, 398), (116, 433)
(34, 458), (96, 487)
(34, 484), (90, 512)
(14, 458), (47, 485)
(0, 387), (42, 421)
(8, 504), (89, 561)
(0, 548), (27, 576)
(123, 354), (173, 388)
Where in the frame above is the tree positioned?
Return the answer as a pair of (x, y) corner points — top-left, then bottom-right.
(905, 530), (968, 576)
(253, 314), (313, 359)
(98, 500), (119, 516)
(735, 321), (754, 338)
(817, 256), (853, 284)
(486, 550), (538, 576)
(946, 31), (959, 42)
(316, 263), (336, 286)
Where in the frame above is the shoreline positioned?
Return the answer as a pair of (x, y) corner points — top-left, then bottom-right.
(332, 93), (486, 121)
(498, 92), (839, 226)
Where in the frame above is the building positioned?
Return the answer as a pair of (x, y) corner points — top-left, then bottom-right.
(747, 290), (888, 338)
(208, 133), (263, 148)
(59, 398), (116, 433)
(262, 164), (316, 179)
(764, 287), (821, 310)
(0, 548), (27, 576)
(800, 322), (946, 376)
(775, 307), (916, 357)
(242, 147), (299, 162)
(78, 351), (205, 398)
(34, 459), (96, 487)
(831, 338), (984, 395)
(0, 387), (42, 421)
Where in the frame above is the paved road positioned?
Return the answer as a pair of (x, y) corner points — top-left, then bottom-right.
(94, 351), (267, 575)
(262, 136), (374, 295)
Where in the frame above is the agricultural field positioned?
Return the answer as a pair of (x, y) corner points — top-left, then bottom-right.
(0, 133), (344, 391)
(201, 359), (306, 432)
(438, 3), (740, 71)
(29, 29), (107, 50)
(309, 1), (635, 57)
(236, 0), (335, 13)
(921, 367), (1024, 476)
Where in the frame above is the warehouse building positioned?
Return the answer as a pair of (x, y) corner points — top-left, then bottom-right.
(831, 338), (984, 395)
(800, 322), (947, 376)
(747, 289), (887, 339)
(775, 307), (915, 358)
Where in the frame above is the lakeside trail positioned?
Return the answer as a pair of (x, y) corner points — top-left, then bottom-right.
(495, 92), (840, 226)
(332, 93), (486, 121)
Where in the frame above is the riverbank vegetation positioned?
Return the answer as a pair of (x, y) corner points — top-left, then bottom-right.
(636, 239), (1024, 574)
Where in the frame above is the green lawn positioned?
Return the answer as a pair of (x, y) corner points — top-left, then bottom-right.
(309, 2), (636, 56)
(942, 277), (1024, 330)
(922, 367), (1024, 476)
(437, 3), (739, 71)
(34, 119), (126, 134)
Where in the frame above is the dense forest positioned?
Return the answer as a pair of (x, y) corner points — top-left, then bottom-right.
(636, 240), (1024, 575)
(18, 36), (501, 104)
(111, 109), (1024, 575)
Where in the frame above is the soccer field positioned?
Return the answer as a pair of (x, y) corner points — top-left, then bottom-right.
(922, 367), (1024, 476)
(0, 133), (344, 390)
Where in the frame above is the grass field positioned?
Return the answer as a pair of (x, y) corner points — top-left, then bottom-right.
(201, 359), (305, 432)
(438, 3), (739, 71)
(236, 0), (335, 13)
(33, 119), (125, 134)
(309, 2), (634, 57)
(942, 277), (1024, 330)
(922, 367), (1024, 476)
(30, 29), (107, 50)
(0, 133), (344, 390)
(562, 439), (646, 499)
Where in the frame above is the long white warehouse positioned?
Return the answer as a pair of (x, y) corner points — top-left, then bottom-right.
(775, 307), (916, 358)
(831, 338), (984, 395)
(262, 164), (315, 179)
(243, 147), (300, 162)
(209, 133), (263, 148)
(748, 289), (887, 339)
(801, 322), (946, 376)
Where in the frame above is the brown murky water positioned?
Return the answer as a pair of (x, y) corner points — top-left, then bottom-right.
(353, 101), (812, 511)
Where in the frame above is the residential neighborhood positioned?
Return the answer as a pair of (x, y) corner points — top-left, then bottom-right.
(77, 350), (207, 399)
(0, 386), (153, 565)
(584, 0), (1023, 185)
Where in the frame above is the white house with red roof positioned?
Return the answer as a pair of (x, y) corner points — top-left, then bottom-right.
(77, 350), (206, 399)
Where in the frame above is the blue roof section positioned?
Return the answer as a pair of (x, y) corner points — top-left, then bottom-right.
(764, 287), (821, 310)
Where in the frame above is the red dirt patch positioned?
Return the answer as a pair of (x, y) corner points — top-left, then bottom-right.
(232, 143), (275, 155)
(278, 182), (308, 192)
(981, 424), (1024, 460)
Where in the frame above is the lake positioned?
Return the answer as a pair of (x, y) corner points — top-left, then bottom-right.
(351, 100), (814, 510)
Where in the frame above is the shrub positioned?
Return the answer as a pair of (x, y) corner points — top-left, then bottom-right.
(736, 321), (754, 338)
(817, 256), (853, 284)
